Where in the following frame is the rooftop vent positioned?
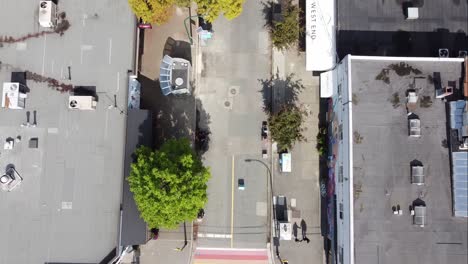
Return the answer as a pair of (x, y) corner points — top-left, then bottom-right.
(439, 48), (449, 58)
(405, 7), (419, 20)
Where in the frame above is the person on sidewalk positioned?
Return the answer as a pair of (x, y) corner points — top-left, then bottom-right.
(300, 219), (310, 243)
(293, 222), (302, 242)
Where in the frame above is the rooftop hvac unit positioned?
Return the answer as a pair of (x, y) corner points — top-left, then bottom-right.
(405, 7), (419, 20)
(68, 96), (97, 110)
(439, 48), (449, 58)
(39, 1), (57, 28)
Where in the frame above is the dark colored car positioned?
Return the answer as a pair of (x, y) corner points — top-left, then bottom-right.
(197, 209), (205, 222)
(261, 121), (268, 139)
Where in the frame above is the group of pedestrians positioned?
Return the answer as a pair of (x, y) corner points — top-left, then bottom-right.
(293, 219), (310, 243)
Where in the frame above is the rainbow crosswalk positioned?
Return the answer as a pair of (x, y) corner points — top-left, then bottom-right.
(193, 248), (270, 264)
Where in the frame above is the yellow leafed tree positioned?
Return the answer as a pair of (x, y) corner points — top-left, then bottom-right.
(128, 0), (174, 24)
(128, 0), (245, 24)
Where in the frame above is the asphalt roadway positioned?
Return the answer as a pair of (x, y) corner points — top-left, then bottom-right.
(195, 0), (272, 250)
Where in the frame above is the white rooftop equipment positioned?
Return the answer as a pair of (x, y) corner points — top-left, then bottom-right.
(0, 167), (23, 192)
(413, 205), (426, 227)
(38, 1), (57, 28)
(408, 117), (421, 137)
(2, 82), (26, 109)
(435, 86), (453, 99)
(279, 222), (292, 240)
(406, 7), (419, 20)
(411, 165), (425, 185)
(68, 96), (97, 110)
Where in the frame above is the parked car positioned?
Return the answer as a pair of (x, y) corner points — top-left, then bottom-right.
(238, 179), (245, 190)
(197, 209), (205, 222)
(261, 121), (268, 139)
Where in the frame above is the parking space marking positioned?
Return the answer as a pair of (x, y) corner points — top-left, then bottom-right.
(108, 38), (112, 64)
(231, 155), (235, 248)
(41, 34), (47, 75)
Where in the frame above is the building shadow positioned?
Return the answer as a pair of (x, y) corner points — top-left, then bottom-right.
(163, 37), (192, 63)
(337, 29), (468, 59)
(138, 74), (196, 148)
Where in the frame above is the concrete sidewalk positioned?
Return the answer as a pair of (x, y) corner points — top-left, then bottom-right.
(138, 5), (198, 147)
(133, 5), (199, 264)
(271, 47), (324, 264)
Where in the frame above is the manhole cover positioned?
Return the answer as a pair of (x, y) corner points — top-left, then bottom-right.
(230, 88), (237, 95)
(224, 101), (231, 107)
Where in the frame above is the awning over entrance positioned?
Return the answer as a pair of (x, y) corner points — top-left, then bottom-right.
(319, 70), (335, 98)
(305, 0), (336, 71)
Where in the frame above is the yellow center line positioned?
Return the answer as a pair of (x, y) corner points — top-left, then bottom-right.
(231, 155), (235, 248)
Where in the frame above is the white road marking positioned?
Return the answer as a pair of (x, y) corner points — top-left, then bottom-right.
(80, 45), (93, 64)
(196, 247), (267, 251)
(104, 110), (109, 137)
(108, 38), (112, 64)
(41, 34), (47, 75)
(197, 233), (232, 239)
(115, 71), (120, 93)
(51, 60), (54, 73)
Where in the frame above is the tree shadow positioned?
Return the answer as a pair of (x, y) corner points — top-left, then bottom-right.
(260, 0), (275, 29)
(163, 37), (192, 63)
(258, 72), (305, 115)
(138, 74), (196, 149)
(195, 98), (211, 156)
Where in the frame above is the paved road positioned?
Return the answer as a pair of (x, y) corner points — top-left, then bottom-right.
(196, 0), (272, 250)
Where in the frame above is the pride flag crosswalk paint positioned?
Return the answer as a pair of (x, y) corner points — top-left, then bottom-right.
(194, 248), (270, 264)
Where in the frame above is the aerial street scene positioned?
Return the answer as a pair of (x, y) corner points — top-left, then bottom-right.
(0, 0), (467, 264)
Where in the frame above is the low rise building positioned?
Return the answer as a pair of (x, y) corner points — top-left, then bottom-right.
(321, 56), (468, 264)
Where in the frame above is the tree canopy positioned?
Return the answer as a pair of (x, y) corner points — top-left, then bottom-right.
(128, 138), (210, 229)
(270, 1), (302, 50)
(197, 0), (245, 22)
(128, 0), (174, 24)
(268, 106), (305, 151)
(128, 0), (245, 24)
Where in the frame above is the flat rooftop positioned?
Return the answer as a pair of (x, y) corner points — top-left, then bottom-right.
(0, 0), (135, 263)
(350, 59), (468, 264)
(337, 0), (468, 57)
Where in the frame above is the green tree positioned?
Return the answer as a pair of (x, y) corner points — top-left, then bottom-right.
(271, 1), (302, 50)
(268, 106), (305, 151)
(128, 139), (210, 229)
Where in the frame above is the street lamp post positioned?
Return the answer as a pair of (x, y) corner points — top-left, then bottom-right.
(244, 159), (281, 259)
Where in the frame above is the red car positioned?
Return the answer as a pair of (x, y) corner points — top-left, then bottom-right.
(138, 23), (152, 29)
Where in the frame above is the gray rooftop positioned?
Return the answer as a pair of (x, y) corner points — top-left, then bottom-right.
(121, 109), (152, 246)
(350, 59), (468, 264)
(336, 0), (468, 57)
(337, 0), (468, 33)
(0, 0), (135, 263)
